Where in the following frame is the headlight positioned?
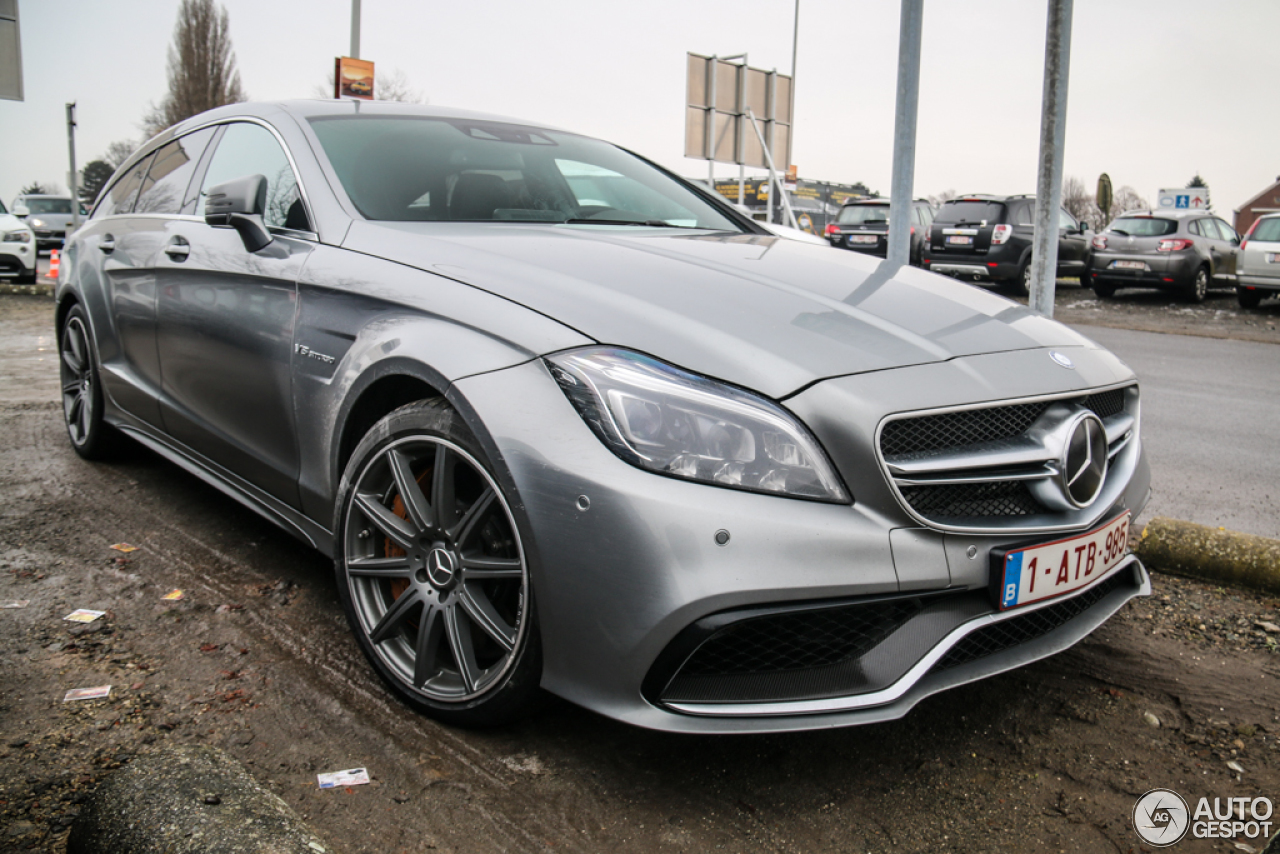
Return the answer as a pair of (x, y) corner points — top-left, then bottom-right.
(29, 218), (45, 228)
(2, 229), (32, 243)
(546, 347), (850, 503)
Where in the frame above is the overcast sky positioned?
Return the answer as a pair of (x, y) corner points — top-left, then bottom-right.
(3, 0), (1277, 217)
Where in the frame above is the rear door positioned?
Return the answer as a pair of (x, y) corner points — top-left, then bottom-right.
(1208, 218), (1240, 282)
(1056, 208), (1089, 274)
(154, 120), (317, 506)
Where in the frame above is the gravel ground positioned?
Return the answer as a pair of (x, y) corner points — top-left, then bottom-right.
(1, 289), (1278, 854)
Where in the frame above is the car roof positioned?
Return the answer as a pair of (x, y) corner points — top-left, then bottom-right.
(841, 198), (929, 207)
(1114, 209), (1211, 218)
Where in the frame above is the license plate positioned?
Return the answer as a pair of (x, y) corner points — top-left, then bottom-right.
(1268, 253), (1279, 264)
(995, 512), (1130, 611)
(848, 235), (877, 245)
(946, 235), (973, 246)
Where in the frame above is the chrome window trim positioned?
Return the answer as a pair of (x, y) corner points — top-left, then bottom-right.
(665, 555), (1141, 718)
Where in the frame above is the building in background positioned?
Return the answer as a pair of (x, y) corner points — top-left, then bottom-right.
(1234, 177), (1280, 235)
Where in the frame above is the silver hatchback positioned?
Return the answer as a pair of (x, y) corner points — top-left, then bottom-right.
(1236, 213), (1280, 308)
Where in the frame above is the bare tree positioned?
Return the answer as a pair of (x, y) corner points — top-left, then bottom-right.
(103, 140), (137, 170)
(1110, 185), (1149, 218)
(142, 0), (246, 138)
(313, 66), (426, 103)
(927, 188), (957, 207)
(1061, 175), (1097, 225)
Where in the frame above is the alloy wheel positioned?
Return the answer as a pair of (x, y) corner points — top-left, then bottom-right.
(59, 316), (94, 446)
(341, 435), (528, 703)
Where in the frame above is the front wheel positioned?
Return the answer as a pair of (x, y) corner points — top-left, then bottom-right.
(335, 399), (541, 727)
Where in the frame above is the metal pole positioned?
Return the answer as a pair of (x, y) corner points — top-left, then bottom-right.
(887, 0), (922, 267)
(747, 108), (798, 230)
(350, 0), (361, 58)
(65, 102), (80, 231)
(1030, 0), (1073, 317)
(790, 0), (799, 178)
(707, 56), (716, 187)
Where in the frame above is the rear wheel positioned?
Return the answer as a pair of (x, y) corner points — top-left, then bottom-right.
(1237, 287), (1263, 309)
(1007, 261), (1032, 297)
(1185, 267), (1208, 303)
(335, 400), (541, 727)
(58, 304), (124, 459)
(1092, 281), (1116, 299)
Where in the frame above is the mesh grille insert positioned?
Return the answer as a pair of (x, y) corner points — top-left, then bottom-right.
(933, 571), (1128, 671)
(679, 599), (924, 677)
(899, 481), (1041, 518)
(881, 402), (1049, 459)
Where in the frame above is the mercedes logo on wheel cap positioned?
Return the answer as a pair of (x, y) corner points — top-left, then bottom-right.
(425, 548), (457, 590)
(1062, 412), (1108, 508)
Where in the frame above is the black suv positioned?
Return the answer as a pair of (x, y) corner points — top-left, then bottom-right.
(823, 198), (934, 265)
(921, 195), (1092, 294)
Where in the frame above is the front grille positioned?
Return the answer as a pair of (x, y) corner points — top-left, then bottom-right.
(879, 385), (1139, 531)
(932, 570), (1128, 671)
(899, 481), (1041, 518)
(680, 599), (923, 677)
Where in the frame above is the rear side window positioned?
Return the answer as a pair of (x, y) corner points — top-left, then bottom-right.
(92, 155), (153, 219)
(935, 201), (1005, 225)
(836, 205), (890, 225)
(1251, 218), (1280, 242)
(134, 127), (216, 214)
(1108, 217), (1177, 237)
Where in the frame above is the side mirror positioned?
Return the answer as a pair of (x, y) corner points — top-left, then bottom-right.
(13, 204), (29, 218)
(204, 174), (273, 253)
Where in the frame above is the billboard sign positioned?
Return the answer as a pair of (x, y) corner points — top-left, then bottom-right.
(685, 53), (792, 169)
(1157, 188), (1208, 210)
(335, 57), (375, 100)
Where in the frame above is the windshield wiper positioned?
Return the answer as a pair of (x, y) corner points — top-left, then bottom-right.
(562, 218), (679, 227)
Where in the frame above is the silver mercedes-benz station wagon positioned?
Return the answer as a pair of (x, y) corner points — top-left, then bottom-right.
(56, 100), (1150, 733)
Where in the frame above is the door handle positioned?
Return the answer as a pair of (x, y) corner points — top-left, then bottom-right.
(99, 235), (115, 252)
(165, 238), (190, 260)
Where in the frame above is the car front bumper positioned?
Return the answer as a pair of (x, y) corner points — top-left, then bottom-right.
(0, 244), (36, 279)
(453, 345), (1150, 733)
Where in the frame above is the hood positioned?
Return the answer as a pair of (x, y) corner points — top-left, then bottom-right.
(343, 222), (1094, 399)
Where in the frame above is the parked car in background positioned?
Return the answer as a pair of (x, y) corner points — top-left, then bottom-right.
(0, 211), (37, 284)
(11, 194), (88, 251)
(823, 198), (933, 265)
(921, 195), (1092, 295)
(57, 100), (1151, 733)
(1087, 210), (1239, 303)
(1234, 213), (1280, 309)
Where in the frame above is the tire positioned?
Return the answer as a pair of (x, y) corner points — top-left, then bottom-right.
(58, 304), (124, 459)
(1092, 282), (1117, 299)
(1008, 261), (1032, 297)
(334, 399), (542, 727)
(1185, 267), (1208, 303)
(1237, 287), (1263, 309)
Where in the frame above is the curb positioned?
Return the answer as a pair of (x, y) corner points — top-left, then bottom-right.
(67, 744), (336, 854)
(1137, 517), (1280, 596)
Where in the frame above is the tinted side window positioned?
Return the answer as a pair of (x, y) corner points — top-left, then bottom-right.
(134, 128), (217, 215)
(1058, 208), (1077, 230)
(1188, 220), (1205, 237)
(198, 122), (310, 231)
(1213, 219), (1238, 241)
(92, 155), (153, 219)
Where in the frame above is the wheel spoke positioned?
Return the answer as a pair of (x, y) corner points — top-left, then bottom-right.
(65, 326), (85, 372)
(443, 604), (480, 694)
(430, 444), (456, 531)
(354, 491), (417, 552)
(459, 553), (523, 579)
(388, 449), (433, 533)
(458, 584), (516, 652)
(412, 603), (444, 688)
(449, 487), (496, 546)
(77, 397), (91, 437)
(369, 587), (422, 644)
(62, 380), (83, 397)
(346, 555), (412, 578)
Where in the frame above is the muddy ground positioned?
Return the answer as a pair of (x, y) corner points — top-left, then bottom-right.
(1, 285), (1278, 854)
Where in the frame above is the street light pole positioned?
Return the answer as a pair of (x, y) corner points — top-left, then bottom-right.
(350, 0), (361, 58)
(66, 102), (80, 230)
(886, 0), (923, 267)
(1029, 0), (1073, 318)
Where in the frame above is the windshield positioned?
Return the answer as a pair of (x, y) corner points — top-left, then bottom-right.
(309, 116), (742, 230)
(836, 205), (890, 225)
(1251, 218), (1280, 242)
(23, 198), (78, 215)
(1108, 217), (1177, 237)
